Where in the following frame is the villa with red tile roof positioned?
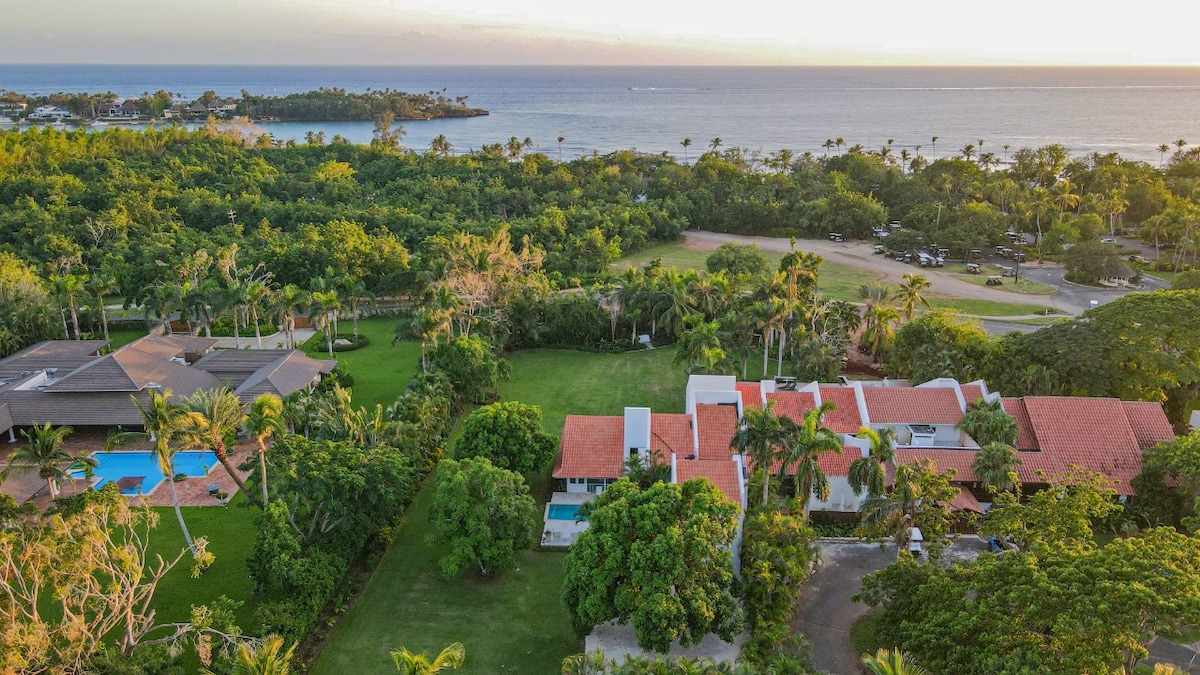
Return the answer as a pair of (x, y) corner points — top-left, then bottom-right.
(550, 374), (1175, 534)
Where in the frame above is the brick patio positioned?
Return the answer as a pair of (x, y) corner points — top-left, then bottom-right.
(1, 426), (255, 508)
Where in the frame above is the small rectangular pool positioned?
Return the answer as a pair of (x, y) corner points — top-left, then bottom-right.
(72, 450), (218, 495)
(547, 503), (586, 521)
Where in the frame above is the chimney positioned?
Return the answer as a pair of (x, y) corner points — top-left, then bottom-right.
(624, 407), (652, 464)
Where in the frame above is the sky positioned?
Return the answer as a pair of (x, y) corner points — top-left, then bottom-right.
(5, 0), (1200, 66)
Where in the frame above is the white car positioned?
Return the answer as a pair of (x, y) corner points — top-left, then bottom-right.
(1100, 237), (1117, 244)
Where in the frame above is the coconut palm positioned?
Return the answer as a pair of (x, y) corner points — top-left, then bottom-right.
(310, 289), (341, 358)
(1, 423), (93, 499)
(181, 388), (253, 505)
(956, 398), (1017, 446)
(201, 635), (296, 675)
(860, 302), (900, 362)
(778, 403), (842, 517)
(272, 284), (310, 349)
(391, 642), (465, 675)
(972, 441), (1021, 494)
(245, 279), (272, 349)
(731, 399), (790, 507)
(339, 275), (372, 340)
(556, 135), (565, 162)
(893, 274), (931, 322)
(245, 393), (286, 506)
(848, 426), (896, 499)
(108, 389), (202, 554)
(85, 273), (118, 341)
(1158, 143), (1172, 167)
(675, 313), (724, 373)
(680, 138), (692, 163)
(861, 648), (932, 675)
(50, 273), (87, 340)
(930, 135), (938, 157)
(709, 137), (723, 152)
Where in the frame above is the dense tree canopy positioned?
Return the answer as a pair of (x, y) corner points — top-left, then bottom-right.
(455, 401), (558, 474)
(561, 478), (741, 653)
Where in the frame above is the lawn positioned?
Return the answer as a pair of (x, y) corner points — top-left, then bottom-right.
(309, 482), (581, 675)
(146, 494), (263, 630)
(615, 241), (884, 304)
(301, 316), (423, 409)
(106, 328), (147, 349)
(927, 296), (1059, 317)
(312, 347), (688, 674)
(501, 348), (687, 434)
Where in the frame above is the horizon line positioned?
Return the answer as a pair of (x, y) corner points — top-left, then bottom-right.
(6, 62), (1200, 69)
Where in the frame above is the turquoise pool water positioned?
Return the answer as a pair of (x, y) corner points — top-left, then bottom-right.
(72, 450), (217, 495)
(547, 503), (586, 521)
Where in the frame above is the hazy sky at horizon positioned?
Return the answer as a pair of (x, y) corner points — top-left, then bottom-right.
(5, 0), (1200, 66)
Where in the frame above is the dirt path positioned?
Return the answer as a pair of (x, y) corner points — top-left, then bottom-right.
(683, 231), (1066, 311)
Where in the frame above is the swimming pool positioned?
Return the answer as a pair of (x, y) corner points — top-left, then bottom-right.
(547, 503), (587, 521)
(73, 451), (218, 495)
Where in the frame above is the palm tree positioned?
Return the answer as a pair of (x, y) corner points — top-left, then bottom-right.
(273, 284), (310, 349)
(848, 426), (896, 499)
(972, 442), (1021, 495)
(675, 314), (724, 373)
(429, 134), (452, 156)
(108, 389), (201, 555)
(861, 648), (932, 675)
(202, 635), (296, 675)
(391, 642), (466, 674)
(85, 273), (117, 341)
(730, 399), (789, 507)
(1175, 138), (1188, 152)
(181, 388), (253, 504)
(822, 139), (834, 156)
(51, 273), (87, 340)
(895, 273), (931, 321)
(1, 424), (93, 499)
(1158, 143), (1171, 167)
(835, 137), (845, 153)
(556, 135), (565, 162)
(221, 279), (249, 350)
(709, 137), (723, 152)
(956, 398), (1017, 446)
(245, 279), (272, 349)
(959, 143), (976, 161)
(779, 403), (843, 517)
(858, 283), (899, 361)
(245, 393), (286, 506)
(310, 289), (341, 358)
(680, 138), (692, 163)
(930, 135), (938, 158)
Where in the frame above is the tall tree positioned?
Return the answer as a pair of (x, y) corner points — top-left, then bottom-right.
(731, 399), (789, 506)
(181, 388), (254, 505)
(1, 423), (93, 499)
(429, 457), (538, 578)
(245, 393), (286, 506)
(848, 426), (897, 499)
(561, 479), (741, 653)
(895, 273), (931, 322)
(108, 389), (203, 555)
(972, 441), (1020, 495)
(778, 402), (843, 517)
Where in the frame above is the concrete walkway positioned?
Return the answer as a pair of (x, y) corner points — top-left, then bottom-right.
(205, 328), (316, 350)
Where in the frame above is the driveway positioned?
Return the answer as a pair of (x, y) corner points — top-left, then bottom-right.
(795, 542), (894, 674)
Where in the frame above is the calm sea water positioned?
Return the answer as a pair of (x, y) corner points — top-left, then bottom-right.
(3, 65), (1199, 163)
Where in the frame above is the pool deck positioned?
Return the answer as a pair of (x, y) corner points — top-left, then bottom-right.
(0, 427), (255, 509)
(541, 492), (592, 547)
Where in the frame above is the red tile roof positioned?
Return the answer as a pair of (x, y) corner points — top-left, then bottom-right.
(553, 415), (625, 479)
(862, 387), (964, 425)
(817, 448), (857, 476)
(651, 413), (694, 458)
(817, 386), (863, 433)
(1001, 398), (1040, 451)
(960, 384), (986, 405)
(895, 449), (979, 483)
(696, 404), (738, 461)
(676, 459), (742, 507)
(1121, 401), (1175, 449)
(767, 390), (817, 423)
(736, 382), (763, 409)
(1023, 397), (1143, 495)
(948, 486), (985, 513)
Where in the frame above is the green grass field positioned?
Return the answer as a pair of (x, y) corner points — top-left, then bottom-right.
(106, 328), (147, 349)
(313, 347), (692, 674)
(147, 495), (263, 629)
(926, 296), (1060, 317)
(301, 317), (423, 408)
(501, 348), (687, 433)
(309, 483), (580, 675)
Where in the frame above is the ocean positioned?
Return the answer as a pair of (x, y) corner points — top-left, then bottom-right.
(3, 64), (1199, 164)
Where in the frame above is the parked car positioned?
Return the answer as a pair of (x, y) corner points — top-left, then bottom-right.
(966, 263), (981, 274)
(874, 245), (886, 254)
(986, 276), (1004, 286)
(1101, 237), (1117, 244)
(1129, 254), (1147, 264)
(829, 232), (845, 242)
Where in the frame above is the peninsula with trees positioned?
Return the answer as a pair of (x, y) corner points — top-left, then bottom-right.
(0, 86), (488, 124)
